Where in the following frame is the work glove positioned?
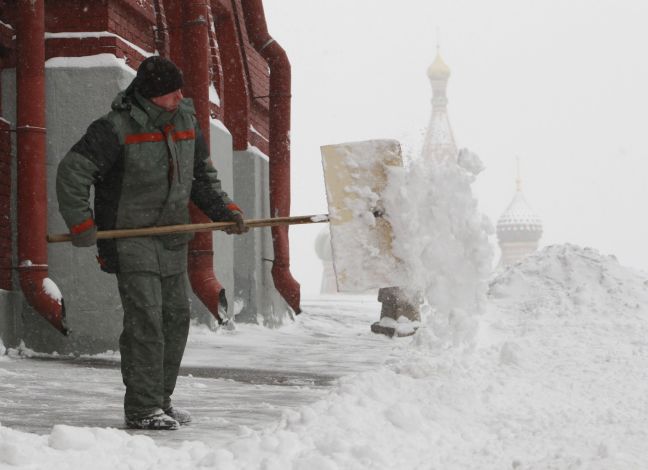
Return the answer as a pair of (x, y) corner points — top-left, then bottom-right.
(224, 212), (249, 235)
(70, 218), (97, 247)
(222, 203), (249, 235)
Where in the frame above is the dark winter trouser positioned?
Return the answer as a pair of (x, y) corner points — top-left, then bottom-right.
(377, 286), (421, 321)
(117, 271), (191, 419)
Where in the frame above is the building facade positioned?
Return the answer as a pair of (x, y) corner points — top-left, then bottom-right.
(0, 0), (299, 353)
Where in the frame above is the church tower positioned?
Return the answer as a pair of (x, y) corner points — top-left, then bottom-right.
(422, 47), (457, 161)
(496, 162), (543, 267)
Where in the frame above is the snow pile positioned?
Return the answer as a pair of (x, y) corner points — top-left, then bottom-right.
(220, 245), (648, 468)
(489, 243), (648, 318)
(383, 148), (492, 347)
(3, 245), (648, 468)
(0, 424), (213, 469)
(4, 341), (50, 359)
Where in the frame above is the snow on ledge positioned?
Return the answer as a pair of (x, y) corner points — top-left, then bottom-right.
(209, 84), (221, 107)
(209, 117), (231, 137)
(45, 31), (153, 59)
(247, 144), (269, 162)
(45, 53), (134, 75)
(250, 125), (269, 142)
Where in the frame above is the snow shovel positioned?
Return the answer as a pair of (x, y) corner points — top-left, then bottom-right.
(48, 138), (405, 292)
(46, 214), (330, 243)
(320, 138), (406, 292)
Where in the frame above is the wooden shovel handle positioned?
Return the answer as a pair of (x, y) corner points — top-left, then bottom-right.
(47, 214), (329, 244)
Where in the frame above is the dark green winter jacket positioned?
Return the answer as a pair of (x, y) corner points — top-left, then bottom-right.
(56, 88), (238, 275)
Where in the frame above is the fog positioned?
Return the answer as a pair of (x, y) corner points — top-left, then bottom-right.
(263, 0), (648, 294)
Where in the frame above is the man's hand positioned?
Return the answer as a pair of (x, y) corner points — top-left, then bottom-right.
(223, 213), (249, 235)
(70, 218), (97, 247)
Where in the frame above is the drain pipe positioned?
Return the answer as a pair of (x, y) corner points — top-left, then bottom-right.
(16, 0), (67, 334)
(152, 0), (170, 58)
(183, 0), (226, 324)
(240, 0), (301, 314)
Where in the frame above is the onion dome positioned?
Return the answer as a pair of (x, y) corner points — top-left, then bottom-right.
(427, 49), (451, 80)
(496, 189), (543, 243)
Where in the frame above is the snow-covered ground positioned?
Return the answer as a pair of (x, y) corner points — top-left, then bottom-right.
(2, 244), (648, 469)
(0, 296), (399, 442)
(3, 134), (646, 468)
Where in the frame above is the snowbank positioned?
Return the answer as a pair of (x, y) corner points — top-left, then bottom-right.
(489, 243), (648, 318)
(3, 120), (646, 468)
(3, 245), (648, 469)
(220, 245), (648, 468)
(0, 424), (214, 469)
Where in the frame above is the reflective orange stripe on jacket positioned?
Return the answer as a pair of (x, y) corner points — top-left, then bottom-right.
(124, 129), (196, 145)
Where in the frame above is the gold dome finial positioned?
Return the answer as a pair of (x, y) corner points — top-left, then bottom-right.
(427, 27), (450, 80)
(427, 46), (451, 80)
(516, 156), (523, 191)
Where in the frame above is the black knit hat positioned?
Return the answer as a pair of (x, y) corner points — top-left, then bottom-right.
(135, 56), (184, 98)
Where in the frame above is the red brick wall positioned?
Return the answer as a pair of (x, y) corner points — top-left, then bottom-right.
(0, 119), (11, 291)
(243, 38), (271, 142)
(107, 0), (156, 56)
(44, 36), (146, 64)
(46, 0), (110, 32)
(44, 0), (155, 66)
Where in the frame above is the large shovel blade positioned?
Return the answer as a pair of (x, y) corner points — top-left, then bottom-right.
(320, 139), (405, 292)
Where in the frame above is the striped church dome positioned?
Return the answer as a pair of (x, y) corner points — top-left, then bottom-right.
(496, 190), (543, 243)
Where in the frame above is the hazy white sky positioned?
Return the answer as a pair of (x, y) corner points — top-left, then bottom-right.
(263, 0), (648, 294)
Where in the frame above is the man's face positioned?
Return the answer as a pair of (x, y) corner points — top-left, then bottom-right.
(150, 89), (183, 111)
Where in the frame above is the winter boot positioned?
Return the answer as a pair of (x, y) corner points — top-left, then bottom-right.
(371, 321), (396, 337)
(164, 406), (192, 425)
(125, 409), (179, 430)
